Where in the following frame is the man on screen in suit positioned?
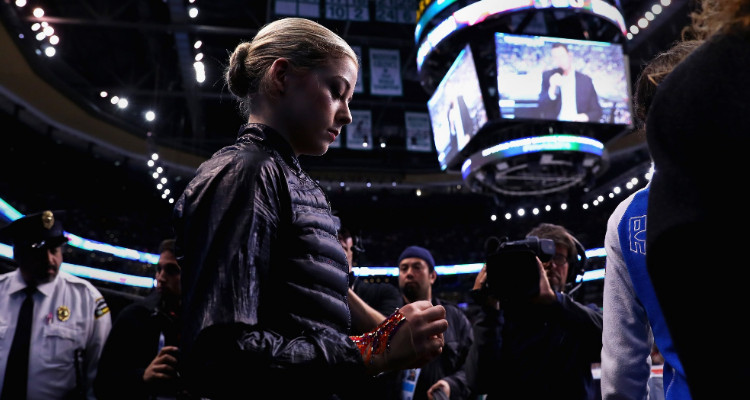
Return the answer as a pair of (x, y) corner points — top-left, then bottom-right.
(537, 43), (602, 123)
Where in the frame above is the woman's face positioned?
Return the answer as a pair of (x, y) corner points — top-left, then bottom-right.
(280, 56), (357, 156)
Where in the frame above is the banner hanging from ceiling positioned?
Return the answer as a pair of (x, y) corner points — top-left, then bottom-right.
(369, 48), (403, 96)
(346, 110), (373, 150)
(405, 111), (432, 152)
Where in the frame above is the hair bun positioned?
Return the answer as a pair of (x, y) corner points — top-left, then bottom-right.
(226, 42), (252, 98)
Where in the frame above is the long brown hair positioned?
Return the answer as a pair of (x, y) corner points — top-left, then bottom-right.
(632, 39), (704, 134)
(683, 0), (750, 40)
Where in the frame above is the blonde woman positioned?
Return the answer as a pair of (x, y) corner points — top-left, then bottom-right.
(173, 17), (447, 399)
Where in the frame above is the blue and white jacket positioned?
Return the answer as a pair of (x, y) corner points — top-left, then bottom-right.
(600, 185), (690, 400)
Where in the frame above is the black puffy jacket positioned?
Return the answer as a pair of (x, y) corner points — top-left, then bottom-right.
(173, 124), (366, 399)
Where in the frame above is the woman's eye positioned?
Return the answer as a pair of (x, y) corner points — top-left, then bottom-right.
(330, 85), (344, 98)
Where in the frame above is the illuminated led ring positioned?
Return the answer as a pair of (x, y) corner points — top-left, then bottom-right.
(416, 0), (628, 72)
(461, 134), (605, 196)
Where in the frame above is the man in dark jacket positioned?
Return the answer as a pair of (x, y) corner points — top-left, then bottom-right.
(338, 226), (402, 325)
(396, 245), (473, 400)
(94, 239), (184, 399)
(465, 223), (602, 399)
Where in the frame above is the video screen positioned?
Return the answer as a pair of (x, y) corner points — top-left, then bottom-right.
(495, 32), (632, 125)
(428, 44), (488, 171)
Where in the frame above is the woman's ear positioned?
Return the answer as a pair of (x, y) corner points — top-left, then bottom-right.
(267, 58), (291, 97)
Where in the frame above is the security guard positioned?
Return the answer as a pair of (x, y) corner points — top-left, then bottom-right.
(0, 210), (112, 399)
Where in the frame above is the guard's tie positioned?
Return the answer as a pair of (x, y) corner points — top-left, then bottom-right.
(1, 286), (36, 400)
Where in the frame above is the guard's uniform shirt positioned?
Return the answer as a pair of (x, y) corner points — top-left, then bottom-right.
(0, 270), (112, 399)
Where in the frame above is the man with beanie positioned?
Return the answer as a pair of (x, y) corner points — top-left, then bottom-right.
(397, 245), (474, 400)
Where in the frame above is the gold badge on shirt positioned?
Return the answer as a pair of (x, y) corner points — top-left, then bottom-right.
(57, 305), (70, 322)
(41, 210), (55, 229)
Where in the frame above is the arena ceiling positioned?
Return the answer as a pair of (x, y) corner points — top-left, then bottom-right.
(0, 0), (695, 208)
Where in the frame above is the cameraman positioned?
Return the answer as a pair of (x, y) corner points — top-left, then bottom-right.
(464, 223), (603, 399)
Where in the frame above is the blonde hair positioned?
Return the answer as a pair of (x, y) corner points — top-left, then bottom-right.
(683, 0), (750, 40)
(225, 18), (358, 116)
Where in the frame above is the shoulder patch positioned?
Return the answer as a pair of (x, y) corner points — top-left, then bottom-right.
(94, 297), (110, 319)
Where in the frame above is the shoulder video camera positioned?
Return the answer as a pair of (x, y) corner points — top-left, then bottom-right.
(484, 236), (556, 303)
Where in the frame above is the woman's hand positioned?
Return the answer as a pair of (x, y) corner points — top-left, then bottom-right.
(366, 300), (447, 374)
